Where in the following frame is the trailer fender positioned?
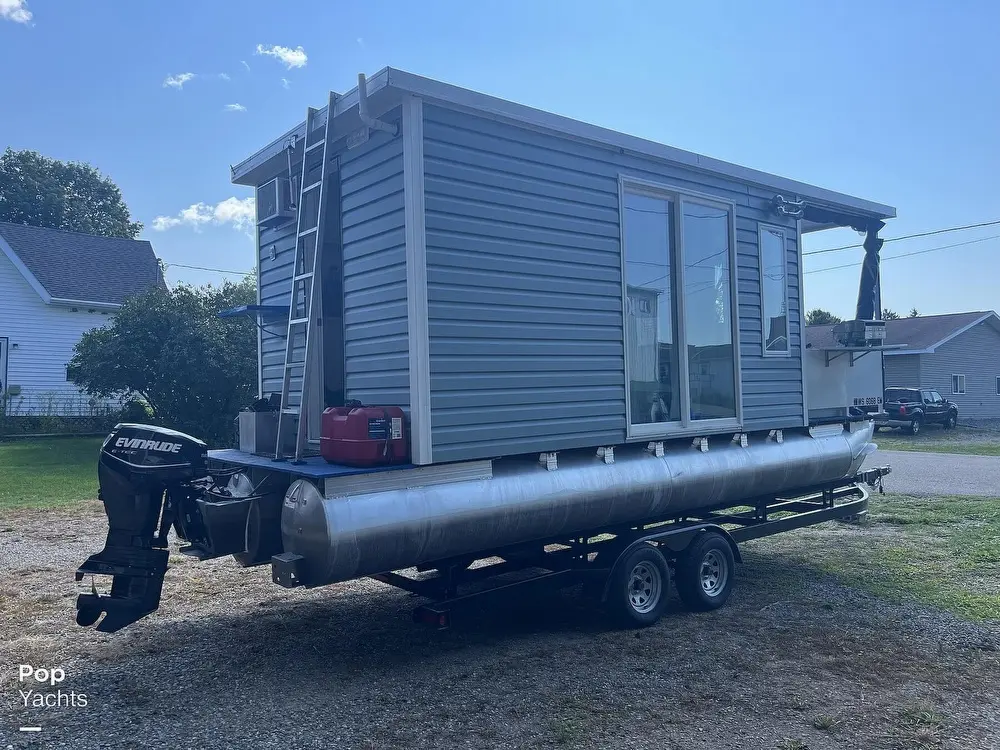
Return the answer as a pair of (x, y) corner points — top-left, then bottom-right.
(651, 525), (743, 564)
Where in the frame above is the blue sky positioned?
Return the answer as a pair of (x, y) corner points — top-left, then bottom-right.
(2, 0), (997, 319)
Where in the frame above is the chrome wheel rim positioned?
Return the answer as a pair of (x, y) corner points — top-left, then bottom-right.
(700, 550), (729, 597)
(628, 561), (662, 613)
(912, 420), (920, 434)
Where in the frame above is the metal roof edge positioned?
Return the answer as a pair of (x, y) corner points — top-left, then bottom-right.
(387, 68), (895, 221)
(231, 66), (896, 221)
(230, 68), (392, 186)
(0, 229), (52, 303)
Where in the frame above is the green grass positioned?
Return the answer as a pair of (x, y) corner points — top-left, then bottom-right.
(0, 437), (103, 511)
(779, 493), (1000, 621)
(874, 426), (1000, 456)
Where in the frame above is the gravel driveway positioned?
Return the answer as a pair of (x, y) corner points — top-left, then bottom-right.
(2, 504), (999, 750)
(865, 448), (1000, 497)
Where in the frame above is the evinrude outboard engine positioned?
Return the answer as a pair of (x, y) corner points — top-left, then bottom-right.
(75, 424), (270, 632)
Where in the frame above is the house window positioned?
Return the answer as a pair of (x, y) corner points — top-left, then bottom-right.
(621, 178), (739, 437)
(995, 376), (999, 396)
(952, 374), (966, 395)
(758, 225), (790, 355)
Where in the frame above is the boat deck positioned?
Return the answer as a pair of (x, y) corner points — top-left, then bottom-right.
(207, 449), (414, 478)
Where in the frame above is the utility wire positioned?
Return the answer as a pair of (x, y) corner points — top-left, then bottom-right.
(804, 234), (1000, 275)
(803, 218), (1000, 256)
(164, 219), (1000, 277)
(164, 262), (254, 275)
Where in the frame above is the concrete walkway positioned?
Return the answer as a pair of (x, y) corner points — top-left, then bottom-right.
(863, 448), (1000, 497)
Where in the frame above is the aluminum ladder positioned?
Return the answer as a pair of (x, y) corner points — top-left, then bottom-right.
(275, 91), (338, 462)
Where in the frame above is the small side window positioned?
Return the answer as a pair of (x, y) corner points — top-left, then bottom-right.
(758, 225), (790, 355)
(996, 377), (1000, 396)
(952, 374), (966, 395)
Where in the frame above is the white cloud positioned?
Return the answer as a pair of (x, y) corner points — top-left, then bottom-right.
(218, 72), (231, 81)
(255, 43), (307, 69)
(224, 103), (247, 112)
(163, 72), (195, 89)
(0, 0), (32, 23)
(241, 60), (250, 72)
(281, 78), (290, 89)
(356, 37), (365, 48)
(152, 197), (255, 233)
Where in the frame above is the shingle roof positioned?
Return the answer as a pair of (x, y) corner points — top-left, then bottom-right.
(0, 222), (163, 306)
(805, 311), (1000, 352)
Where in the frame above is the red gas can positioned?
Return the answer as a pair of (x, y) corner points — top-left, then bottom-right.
(320, 406), (409, 467)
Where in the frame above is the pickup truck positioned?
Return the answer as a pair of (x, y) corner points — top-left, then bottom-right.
(876, 387), (959, 434)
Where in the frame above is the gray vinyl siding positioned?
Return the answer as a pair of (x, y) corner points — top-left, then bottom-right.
(341, 109), (409, 408)
(256, 108), (408, 411)
(920, 321), (1000, 419)
(884, 354), (921, 389)
(258, 218), (298, 401)
(422, 104), (802, 463)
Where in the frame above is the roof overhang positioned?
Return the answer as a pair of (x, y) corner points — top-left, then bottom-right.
(0, 229), (51, 303)
(883, 312), (1000, 355)
(231, 67), (896, 229)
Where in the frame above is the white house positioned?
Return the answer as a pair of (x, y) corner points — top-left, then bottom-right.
(0, 222), (163, 417)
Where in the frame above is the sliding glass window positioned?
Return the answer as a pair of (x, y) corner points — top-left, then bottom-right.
(621, 179), (740, 437)
(759, 225), (790, 355)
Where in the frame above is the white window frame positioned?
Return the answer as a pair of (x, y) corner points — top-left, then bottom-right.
(952, 374), (966, 395)
(619, 175), (743, 439)
(758, 224), (791, 357)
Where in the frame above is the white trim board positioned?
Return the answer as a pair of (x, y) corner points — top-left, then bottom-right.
(232, 69), (896, 224)
(402, 95), (432, 465)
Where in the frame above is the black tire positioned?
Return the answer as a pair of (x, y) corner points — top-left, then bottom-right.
(943, 412), (957, 430)
(606, 543), (670, 627)
(908, 415), (923, 435)
(675, 532), (736, 612)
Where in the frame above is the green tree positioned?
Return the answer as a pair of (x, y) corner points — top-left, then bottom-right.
(68, 277), (257, 445)
(805, 309), (842, 326)
(908, 308), (920, 317)
(882, 308), (901, 320)
(0, 148), (142, 238)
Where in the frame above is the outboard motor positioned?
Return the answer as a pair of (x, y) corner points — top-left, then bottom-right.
(75, 424), (268, 632)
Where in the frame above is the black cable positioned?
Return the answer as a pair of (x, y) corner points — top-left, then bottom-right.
(804, 234), (1000, 275)
(803, 219), (1000, 256)
(164, 262), (254, 275)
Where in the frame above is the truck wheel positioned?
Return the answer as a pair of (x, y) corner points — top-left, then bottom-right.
(607, 543), (670, 627)
(675, 532), (736, 612)
(908, 416), (923, 435)
(943, 413), (957, 430)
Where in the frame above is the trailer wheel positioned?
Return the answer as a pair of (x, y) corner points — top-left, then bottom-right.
(675, 532), (735, 612)
(606, 543), (670, 627)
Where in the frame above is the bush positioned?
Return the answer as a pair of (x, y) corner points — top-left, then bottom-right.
(0, 413), (120, 437)
(120, 398), (155, 423)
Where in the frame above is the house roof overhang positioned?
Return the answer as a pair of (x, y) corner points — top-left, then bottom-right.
(230, 67), (896, 231)
(883, 311), (1000, 355)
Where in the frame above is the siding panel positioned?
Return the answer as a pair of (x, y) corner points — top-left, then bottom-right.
(0, 253), (120, 415)
(423, 104), (802, 462)
(915, 321), (1000, 419)
(255, 107), (408, 411)
(340, 109), (408, 408)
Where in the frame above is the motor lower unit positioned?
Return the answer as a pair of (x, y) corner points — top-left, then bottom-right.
(75, 423), (284, 633)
